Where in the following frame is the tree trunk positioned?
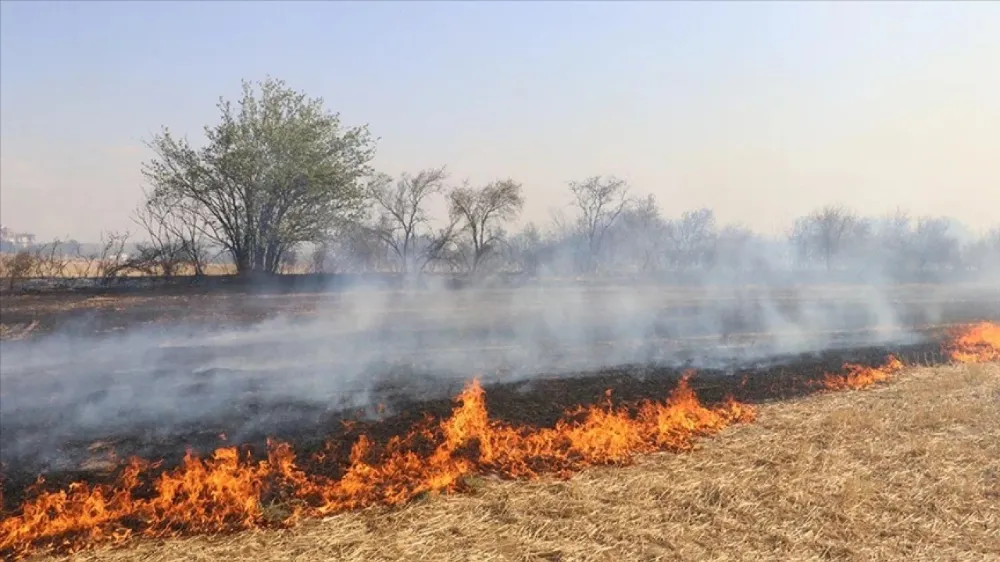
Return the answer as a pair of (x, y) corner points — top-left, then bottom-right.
(234, 249), (252, 276)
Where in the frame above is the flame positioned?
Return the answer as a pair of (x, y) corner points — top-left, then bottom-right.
(0, 376), (752, 559)
(946, 322), (1000, 363)
(818, 355), (905, 391)
(1, 322), (997, 559)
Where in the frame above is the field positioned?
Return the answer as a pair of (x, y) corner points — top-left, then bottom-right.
(60, 361), (1000, 562)
(1, 282), (999, 560)
(0, 255), (245, 285)
(4, 281), (1000, 338)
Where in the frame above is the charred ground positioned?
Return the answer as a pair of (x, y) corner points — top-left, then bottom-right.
(1, 282), (998, 523)
(0, 330), (965, 514)
(3, 281), (1000, 339)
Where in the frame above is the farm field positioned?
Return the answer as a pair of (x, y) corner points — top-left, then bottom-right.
(5, 1), (1000, 560)
(50, 360), (1000, 562)
(3, 281), (1000, 339)
(1, 283), (999, 560)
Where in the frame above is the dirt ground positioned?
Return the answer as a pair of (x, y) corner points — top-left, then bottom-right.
(3, 282), (1000, 339)
(33, 361), (999, 562)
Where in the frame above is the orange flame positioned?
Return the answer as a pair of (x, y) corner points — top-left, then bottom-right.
(0, 376), (753, 559)
(946, 322), (1000, 363)
(818, 355), (905, 391)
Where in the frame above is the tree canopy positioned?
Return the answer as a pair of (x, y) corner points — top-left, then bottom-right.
(449, 179), (525, 272)
(142, 77), (377, 275)
(122, 77), (1000, 282)
(367, 167), (457, 274)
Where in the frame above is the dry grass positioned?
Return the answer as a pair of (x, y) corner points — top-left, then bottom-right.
(0, 321), (38, 341)
(34, 260), (239, 278)
(39, 361), (1000, 562)
(0, 254), (311, 280)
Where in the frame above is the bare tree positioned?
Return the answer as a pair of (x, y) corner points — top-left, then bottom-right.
(415, 230), (462, 274)
(964, 226), (1000, 272)
(714, 223), (757, 272)
(873, 208), (913, 276)
(665, 208), (718, 271)
(131, 194), (210, 277)
(609, 194), (664, 273)
(568, 175), (631, 273)
(316, 220), (395, 273)
(985, 227), (1000, 269)
(911, 216), (959, 272)
(990, 227), (1000, 249)
(30, 241), (68, 277)
(1, 252), (35, 290)
(367, 168), (458, 274)
(790, 205), (870, 271)
(448, 179), (524, 273)
(74, 247), (99, 279)
(343, 223), (392, 272)
(81, 231), (132, 282)
(505, 222), (544, 275)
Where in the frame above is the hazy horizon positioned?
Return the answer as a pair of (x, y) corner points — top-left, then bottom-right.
(2, 1), (999, 242)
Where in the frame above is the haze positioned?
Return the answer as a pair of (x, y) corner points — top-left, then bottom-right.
(1, 1), (998, 242)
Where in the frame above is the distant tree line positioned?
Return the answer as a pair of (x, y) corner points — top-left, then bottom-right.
(4, 77), (999, 285)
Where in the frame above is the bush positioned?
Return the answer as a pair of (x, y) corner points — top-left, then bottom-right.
(1, 251), (37, 290)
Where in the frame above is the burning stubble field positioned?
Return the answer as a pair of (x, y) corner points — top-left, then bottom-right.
(0, 284), (999, 560)
(51, 359), (1000, 562)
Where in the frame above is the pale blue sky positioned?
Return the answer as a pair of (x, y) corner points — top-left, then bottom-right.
(2, 1), (998, 241)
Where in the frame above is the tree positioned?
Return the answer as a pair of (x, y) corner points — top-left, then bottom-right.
(131, 193), (210, 277)
(985, 227), (1000, 269)
(448, 179), (525, 273)
(873, 208), (913, 277)
(506, 222), (544, 275)
(366, 167), (458, 274)
(964, 226), (1000, 272)
(84, 231), (132, 282)
(568, 175), (631, 273)
(142, 77), (376, 276)
(1, 251), (35, 290)
(29, 241), (69, 278)
(665, 208), (718, 271)
(714, 223), (756, 272)
(313, 221), (391, 273)
(790, 205), (870, 271)
(911, 216), (959, 272)
(608, 194), (664, 273)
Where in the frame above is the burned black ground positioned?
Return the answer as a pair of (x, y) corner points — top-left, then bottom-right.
(0, 332), (954, 514)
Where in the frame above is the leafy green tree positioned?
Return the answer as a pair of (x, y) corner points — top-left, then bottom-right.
(143, 77), (377, 275)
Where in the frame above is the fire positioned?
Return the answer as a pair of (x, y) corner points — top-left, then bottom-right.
(818, 355), (905, 391)
(1, 321), (997, 559)
(946, 321), (1000, 363)
(0, 376), (752, 559)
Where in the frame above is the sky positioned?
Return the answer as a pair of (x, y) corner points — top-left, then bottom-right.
(1, 0), (999, 242)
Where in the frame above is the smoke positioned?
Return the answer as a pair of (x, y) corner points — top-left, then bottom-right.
(2, 236), (1000, 474)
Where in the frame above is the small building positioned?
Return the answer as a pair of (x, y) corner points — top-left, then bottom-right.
(0, 225), (36, 252)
